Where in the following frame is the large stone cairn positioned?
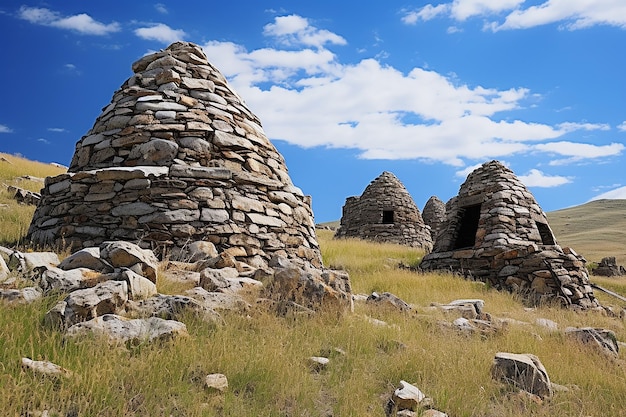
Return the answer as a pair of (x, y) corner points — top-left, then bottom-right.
(422, 195), (446, 242)
(27, 42), (327, 275)
(419, 160), (598, 309)
(335, 171), (432, 250)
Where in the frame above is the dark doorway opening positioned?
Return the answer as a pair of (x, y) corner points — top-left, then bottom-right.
(382, 210), (394, 224)
(535, 221), (556, 245)
(452, 204), (481, 249)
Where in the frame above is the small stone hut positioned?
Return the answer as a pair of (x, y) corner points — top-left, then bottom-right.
(422, 195), (446, 242)
(26, 42), (327, 274)
(419, 160), (598, 309)
(335, 171), (432, 250)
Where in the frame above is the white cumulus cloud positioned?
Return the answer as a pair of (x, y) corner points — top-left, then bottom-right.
(18, 6), (120, 35)
(199, 14), (618, 168)
(401, 0), (626, 30)
(518, 168), (572, 187)
(0, 124), (13, 133)
(134, 23), (187, 44)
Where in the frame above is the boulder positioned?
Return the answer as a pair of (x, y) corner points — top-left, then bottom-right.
(565, 327), (619, 357)
(34, 266), (108, 295)
(44, 280), (129, 328)
(184, 286), (251, 312)
(99, 241), (159, 283)
(65, 314), (188, 344)
(491, 352), (552, 399)
(128, 294), (222, 324)
(58, 247), (114, 273)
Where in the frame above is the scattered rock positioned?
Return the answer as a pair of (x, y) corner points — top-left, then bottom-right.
(565, 327), (619, 357)
(366, 291), (412, 312)
(491, 352), (552, 399)
(205, 373), (228, 392)
(21, 357), (72, 378)
(65, 314), (188, 344)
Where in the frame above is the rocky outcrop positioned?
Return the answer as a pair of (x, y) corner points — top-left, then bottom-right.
(419, 160), (598, 309)
(592, 257), (626, 277)
(335, 171), (432, 250)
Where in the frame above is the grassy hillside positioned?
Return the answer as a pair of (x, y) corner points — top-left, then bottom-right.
(2, 154), (626, 415)
(547, 199), (626, 266)
(0, 153), (67, 246)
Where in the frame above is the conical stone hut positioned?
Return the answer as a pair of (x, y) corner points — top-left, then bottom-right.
(422, 195), (446, 242)
(334, 171), (432, 250)
(26, 42), (341, 290)
(419, 160), (598, 309)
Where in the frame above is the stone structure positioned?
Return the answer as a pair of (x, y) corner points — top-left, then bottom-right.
(335, 172), (432, 250)
(26, 42), (326, 273)
(422, 195), (446, 242)
(419, 160), (598, 309)
(592, 257), (626, 277)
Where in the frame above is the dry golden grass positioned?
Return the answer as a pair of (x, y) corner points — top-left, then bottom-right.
(2, 156), (626, 415)
(0, 153), (66, 247)
(547, 199), (626, 266)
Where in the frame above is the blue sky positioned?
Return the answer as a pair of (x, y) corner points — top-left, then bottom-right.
(0, 1), (625, 223)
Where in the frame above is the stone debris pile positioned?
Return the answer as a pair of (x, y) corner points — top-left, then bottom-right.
(335, 171), (432, 250)
(26, 42), (332, 281)
(419, 160), (598, 309)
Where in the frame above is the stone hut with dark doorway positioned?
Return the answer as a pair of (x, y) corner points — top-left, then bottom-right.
(334, 171), (432, 250)
(26, 42), (352, 310)
(419, 160), (598, 309)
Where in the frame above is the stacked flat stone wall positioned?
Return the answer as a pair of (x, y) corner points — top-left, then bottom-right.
(420, 160), (598, 309)
(335, 172), (432, 250)
(422, 195), (446, 242)
(27, 42), (322, 270)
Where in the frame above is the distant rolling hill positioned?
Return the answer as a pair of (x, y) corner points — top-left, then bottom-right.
(319, 199), (626, 266)
(547, 199), (626, 266)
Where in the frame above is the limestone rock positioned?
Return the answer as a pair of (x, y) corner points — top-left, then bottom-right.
(99, 241), (158, 283)
(128, 294), (222, 324)
(199, 267), (263, 295)
(65, 314), (188, 344)
(33, 266), (108, 295)
(366, 291), (412, 312)
(45, 280), (129, 329)
(184, 286), (251, 312)
(8, 251), (60, 274)
(205, 373), (228, 392)
(491, 352), (552, 399)
(565, 327), (619, 357)
(0, 287), (42, 303)
(21, 357), (72, 378)
(58, 247), (114, 273)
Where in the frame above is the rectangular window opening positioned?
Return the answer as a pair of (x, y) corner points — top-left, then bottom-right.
(382, 210), (394, 224)
(535, 221), (556, 245)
